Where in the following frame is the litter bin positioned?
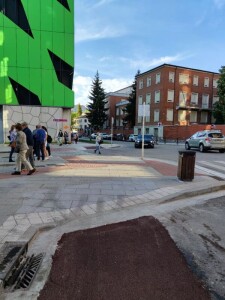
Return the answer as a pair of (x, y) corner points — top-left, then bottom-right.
(177, 150), (196, 181)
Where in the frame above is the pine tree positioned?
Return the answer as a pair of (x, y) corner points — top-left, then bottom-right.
(86, 71), (108, 130)
(124, 70), (140, 127)
(212, 66), (225, 124)
(77, 103), (82, 117)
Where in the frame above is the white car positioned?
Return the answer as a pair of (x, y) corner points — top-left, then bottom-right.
(128, 134), (138, 142)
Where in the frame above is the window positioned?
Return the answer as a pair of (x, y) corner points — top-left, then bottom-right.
(169, 72), (175, 83)
(167, 90), (174, 102)
(213, 79), (218, 88)
(190, 111), (197, 123)
(154, 109), (159, 122)
(146, 77), (151, 87)
(138, 116), (142, 123)
(213, 96), (219, 104)
(116, 108), (119, 115)
(204, 77), (209, 87)
(139, 79), (143, 89)
(166, 109), (173, 121)
(116, 119), (119, 126)
(179, 73), (189, 84)
(155, 90), (160, 103)
(156, 73), (161, 84)
(120, 119), (123, 126)
(200, 111), (208, 123)
(191, 93), (198, 105)
(146, 115), (150, 122)
(138, 95), (143, 105)
(146, 93), (151, 104)
(202, 94), (209, 108)
(179, 91), (187, 106)
(178, 110), (186, 122)
(120, 108), (124, 115)
(193, 75), (199, 86)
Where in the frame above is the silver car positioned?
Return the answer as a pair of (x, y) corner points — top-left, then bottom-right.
(185, 130), (225, 153)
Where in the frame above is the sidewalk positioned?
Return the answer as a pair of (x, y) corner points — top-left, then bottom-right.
(0, 142), (224, 299)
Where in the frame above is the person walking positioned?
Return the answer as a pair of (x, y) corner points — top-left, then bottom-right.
(57, 129), (63, 146)
(8, 125), (17, 162)
(21, 122), (35, 169)
(35, 125), (46, 161)
(42, 126), (52, 157)
(11, 123), (36, 175)
(74, 133), (78, 144)
(64, 131), (69, 145)
(94, 133), (102, 154)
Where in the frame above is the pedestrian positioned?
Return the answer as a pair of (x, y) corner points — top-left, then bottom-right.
(94, 133), (102, 154)
(11, 123), (36, 175)
(35, 125), (46, 161)
(57, 129), (63, 146)
(64, 131), (69, 144)
(8, 125), (17, 162)
(74, 133), (78, 144)
(32, 125), (38, 157)
(42, 126), (52, 157)
(21, 121), (35, 169)
(41, 126), (49, 159)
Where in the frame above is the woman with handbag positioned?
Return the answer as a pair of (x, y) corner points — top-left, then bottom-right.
(11, 123), (36, 175)
(8, 125), (17, 162)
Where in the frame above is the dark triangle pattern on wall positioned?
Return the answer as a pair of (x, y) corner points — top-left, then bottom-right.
(9, 77), (41, 106)
(57, 0), (70, 11)
(0, 0), (33, 38)
(48, 50), (74, 90)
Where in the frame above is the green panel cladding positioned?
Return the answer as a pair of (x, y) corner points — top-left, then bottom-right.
(0, 0), (74, 107)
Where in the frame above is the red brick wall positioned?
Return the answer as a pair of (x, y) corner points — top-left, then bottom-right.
(163, 124), (225, 141)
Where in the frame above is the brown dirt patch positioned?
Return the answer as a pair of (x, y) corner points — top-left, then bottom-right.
(38, 216), (210, 300)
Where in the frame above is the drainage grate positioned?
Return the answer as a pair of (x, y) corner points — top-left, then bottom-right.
(10, 253), (45, 291)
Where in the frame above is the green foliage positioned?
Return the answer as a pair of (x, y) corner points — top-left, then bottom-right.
(124, 70), (140, 127)
(212, 66), (225, 124)
(77, 103), (82, 117)
(71, 112), (77, 125)
(86, 71), (108, 130)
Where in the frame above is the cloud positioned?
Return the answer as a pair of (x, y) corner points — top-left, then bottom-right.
(76, 26), (125, 43)
(73, 75), (132, 106)
(213, 0), (225, 8)
(120, 53), (195, 71)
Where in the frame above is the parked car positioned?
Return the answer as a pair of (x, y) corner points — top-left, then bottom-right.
(134, 135), (155, 148)
(90, 133), (97, 139)
(185, 130), (225, 153)
(128, 134), (138, 142)
(116, 133), (126, 141)
(100, 133), (108, 140)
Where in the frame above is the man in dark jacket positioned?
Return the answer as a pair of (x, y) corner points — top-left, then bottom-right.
(35, 125), (46, 161)
(21, 122), (35, 169)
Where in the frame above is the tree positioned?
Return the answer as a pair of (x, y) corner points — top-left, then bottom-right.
(86, 71), (108, 130)
(77, 103), (82, 117)
(124, 70), (140, 127)
(212, 66), (225, 124)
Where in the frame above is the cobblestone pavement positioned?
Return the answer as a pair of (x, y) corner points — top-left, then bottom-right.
(0, 142), (225, 299)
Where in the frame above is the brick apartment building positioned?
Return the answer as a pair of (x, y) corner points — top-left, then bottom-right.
(134, 64), (220, 139)
(104, 86), (132, 130)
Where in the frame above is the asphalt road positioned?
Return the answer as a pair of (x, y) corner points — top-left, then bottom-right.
(99, 140), (225, 164)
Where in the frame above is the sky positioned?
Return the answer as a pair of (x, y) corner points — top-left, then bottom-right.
(74, 0), (225, 106)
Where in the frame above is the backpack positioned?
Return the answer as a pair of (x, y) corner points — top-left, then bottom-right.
(47, 135), (52, 143)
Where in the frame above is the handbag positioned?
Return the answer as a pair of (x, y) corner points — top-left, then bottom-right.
(9, 140), (16, 148)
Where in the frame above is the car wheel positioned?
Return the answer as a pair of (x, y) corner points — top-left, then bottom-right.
(199, 143), (205, 152)
(219, 149), (225, 153)
(185, 142), (190, 150)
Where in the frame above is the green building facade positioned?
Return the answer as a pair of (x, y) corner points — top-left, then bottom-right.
(0, 0), (74, 108)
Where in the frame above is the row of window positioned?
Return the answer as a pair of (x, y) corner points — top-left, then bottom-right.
(138, 91), (219, 107)
(139, 73), (218, 89)
(137, 109), (209, 124)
